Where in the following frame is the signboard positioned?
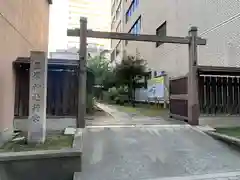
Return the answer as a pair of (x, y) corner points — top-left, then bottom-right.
(135, 76), (166, 103)
(147, 76), (165, 100)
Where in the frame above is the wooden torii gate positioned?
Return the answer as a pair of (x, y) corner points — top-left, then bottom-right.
(67, 17), (207, 128)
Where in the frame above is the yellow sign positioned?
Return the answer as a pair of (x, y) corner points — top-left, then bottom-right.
(148, 77), (164, 85)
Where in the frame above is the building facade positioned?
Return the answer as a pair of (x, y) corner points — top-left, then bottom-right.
(67, 0), (111, 50)
(48, 0), (69, 52)
(0, 0), (52, 142)
(49, 45), (108, 60)
(111, 0), (240, 78)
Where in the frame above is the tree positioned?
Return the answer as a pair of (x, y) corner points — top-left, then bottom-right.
(87, 55), (114, 88)
(115, 53), (148, 106)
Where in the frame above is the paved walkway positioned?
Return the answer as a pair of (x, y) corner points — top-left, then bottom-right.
(77, 103), (240, 180)
(95, 103), (184, 126)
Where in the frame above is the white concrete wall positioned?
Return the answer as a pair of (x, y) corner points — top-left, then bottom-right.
(122, 0), (240, 78)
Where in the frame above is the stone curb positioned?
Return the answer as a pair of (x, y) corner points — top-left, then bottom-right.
(0, 149), (81, 162)
(0, 131), (83, 162)
(149, 171), (240, 180)
(206, 131), (240, 148)
(72, 128), (83, 151)
(0, 131), (82, 180)
(73, 128), (84, 180)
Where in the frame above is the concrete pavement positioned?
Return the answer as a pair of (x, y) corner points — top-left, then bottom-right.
(79, 125), (240, 180)
(75, 103), (240, 180)
(95, 103), (184, 126)
(97, 102), (240, 128)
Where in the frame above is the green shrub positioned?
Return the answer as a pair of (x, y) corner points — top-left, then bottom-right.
(102, 86), (129, 104)
(114, 96), (120, 104)
(86, 94), (94, 113)
(108, 87), (118, 101)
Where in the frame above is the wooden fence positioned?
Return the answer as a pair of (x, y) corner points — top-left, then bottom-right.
(169, 76), (188, 121)
(169, 66), (240, 124)
(199, 75), (240, 115)
(14, 58), (94, 118)
(14, 64), (79, 117)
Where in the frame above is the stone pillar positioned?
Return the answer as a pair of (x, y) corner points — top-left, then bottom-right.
(28, 51), (47, 143)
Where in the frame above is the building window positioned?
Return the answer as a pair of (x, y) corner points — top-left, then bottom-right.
(116, 21), (121, 32)
(111, 49), (115, 62)
(156, 21), (167, 47)
(116, 1), (121, 20)
(111, 21), (114, 30)
(116, 41), (121, 56)
(125, 0), (139, 23)
(111, 0), (116, 15)
(125, 16), (141, 45)
(111, 15), (116, 30)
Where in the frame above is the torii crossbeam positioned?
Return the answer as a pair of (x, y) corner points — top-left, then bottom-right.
(68, 29), (206, 45)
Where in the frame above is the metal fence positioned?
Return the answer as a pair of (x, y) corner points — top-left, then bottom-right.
(169, 76), (188, 121)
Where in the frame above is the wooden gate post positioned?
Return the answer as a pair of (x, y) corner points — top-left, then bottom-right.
(188, 27), (200, 125)
(77, 17), (87, 128)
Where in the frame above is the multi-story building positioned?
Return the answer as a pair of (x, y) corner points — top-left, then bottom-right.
(111, 0), (240, 78)
(67, 0), (111, 50)
(0, 0), (52, 143)
(48, 0), (69, 52)
(49, 44), (109, 59)
(110, 0), (125, 64)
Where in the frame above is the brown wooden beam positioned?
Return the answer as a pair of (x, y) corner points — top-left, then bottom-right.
(170, 94), (188, 100)
(169, 113), (189, 121)
(67, 29), (207, 45)
(198, 65), (240, 73)
(170, 75), (188, 81)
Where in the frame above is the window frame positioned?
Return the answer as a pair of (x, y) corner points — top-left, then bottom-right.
(116, 41), (121, 56)
(125, 16), (141, 46)
(156, 21), (167, 47)
(125, 0), (139, 23)
(116, 20), (121, 32)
